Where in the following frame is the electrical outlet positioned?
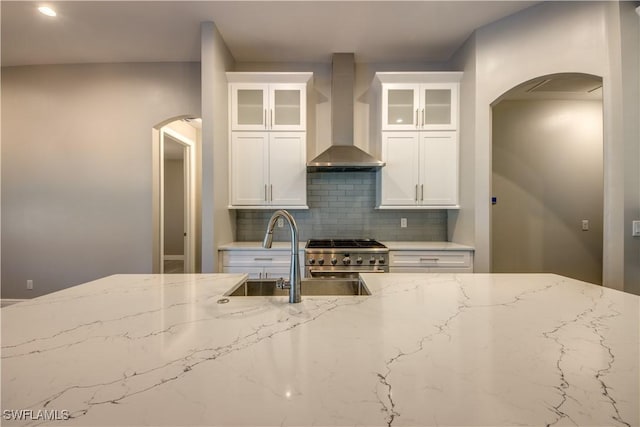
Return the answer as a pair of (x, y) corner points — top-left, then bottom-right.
(633, 220), (640, 237)
(26, 280), (33, 290)
(277, 217), (284, 228)
(581, 220), (589, 231)
(401, 218), (407, 228)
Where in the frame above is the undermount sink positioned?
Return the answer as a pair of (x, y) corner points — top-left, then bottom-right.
(225, 278), (371, 297)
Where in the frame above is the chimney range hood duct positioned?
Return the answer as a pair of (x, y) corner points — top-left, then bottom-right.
(307, 53), (385, 172)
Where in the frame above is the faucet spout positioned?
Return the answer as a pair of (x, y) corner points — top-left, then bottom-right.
(262, 210), (301, 303)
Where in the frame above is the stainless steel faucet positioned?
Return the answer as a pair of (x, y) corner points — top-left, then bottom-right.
(262, 210), (301, 303)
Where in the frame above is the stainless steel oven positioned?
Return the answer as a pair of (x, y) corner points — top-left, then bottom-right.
(304, 239), (389, 279)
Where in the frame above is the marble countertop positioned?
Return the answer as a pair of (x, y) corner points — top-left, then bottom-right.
(218, 241), (474, 251)
(218, 241), (305, 251)
(383, 241), (474, 251)
(2, 273), (638, 426)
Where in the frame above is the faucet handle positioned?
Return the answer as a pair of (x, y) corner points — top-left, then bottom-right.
(276, 277), (291, 289)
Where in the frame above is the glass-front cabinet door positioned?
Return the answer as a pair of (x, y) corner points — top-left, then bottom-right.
(269, 84), (306, 131)
(420, 83), (458, 130)
(381, 84), (420, 131)
(231, 84), (268, 131)
(231, 83), (306, 131)
(381, 83), (458, 131)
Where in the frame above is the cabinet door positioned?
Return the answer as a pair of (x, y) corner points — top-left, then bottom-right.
(263, 267), (290, 280)
(419, 83), (458, 130)
(269, 133), (307, 206)
(222, 266), (264, 279)
(381, 84), (420, 131)
(230, 133), (268, 205)
(231, 84), (268, 131)
(269, 84), (306, 131)
(380, 132), (420, 206)
(419, 132), (458, 206)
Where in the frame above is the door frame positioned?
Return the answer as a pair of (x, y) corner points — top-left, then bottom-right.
(154, 125), (197, 273)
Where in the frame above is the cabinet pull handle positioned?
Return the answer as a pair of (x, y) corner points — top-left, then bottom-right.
(422, 108), (425, 127)
(270, 184), (273, 202)
(259, 272), (262, 279)
(415, 184), (418, 201)
(264, 109), (267, 129)
(420, 258), (440, 262)
(421, 184), (424, 201)
(415, 109), (419, 128)
(270, 109), (273, 128)
(254, 257), (274, 261)
(264, 184), (268, 201)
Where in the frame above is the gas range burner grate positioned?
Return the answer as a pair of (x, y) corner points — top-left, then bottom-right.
(306, 239), (387, 249)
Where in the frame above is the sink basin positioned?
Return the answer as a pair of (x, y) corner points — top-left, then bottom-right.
(225, 278), (371, 296)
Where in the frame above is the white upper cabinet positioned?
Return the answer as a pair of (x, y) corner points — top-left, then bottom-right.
(378, 131), (458, 207)
(229, 75), (310, 132)
(230, 132), (306, 207)
(419, 132), (458, 206)
(379, 132), (420, 205)
(227, 72), (312, 209)
(381, 82), (458, 131)
(231, 84), (268, 131)
(382, 84), (420, 130)
(374, 72), (462, 209)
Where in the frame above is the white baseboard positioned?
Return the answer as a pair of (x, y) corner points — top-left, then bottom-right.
(1, 299), (28, 308)
(163, 255), (184, 261)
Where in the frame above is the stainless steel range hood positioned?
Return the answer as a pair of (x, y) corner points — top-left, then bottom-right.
(307, 53), (385, 172)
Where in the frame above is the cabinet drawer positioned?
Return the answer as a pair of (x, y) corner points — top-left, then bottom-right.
(222, 250), (291, 267)
(389, 251), (472, 269)
(223, 266), (290, 279)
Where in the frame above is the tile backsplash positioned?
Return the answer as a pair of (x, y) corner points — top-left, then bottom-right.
(236, 172), (448, 242)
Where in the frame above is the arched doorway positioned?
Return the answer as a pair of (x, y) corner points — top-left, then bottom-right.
(491, 73), (604, 284)
(152, 117), (201, 274)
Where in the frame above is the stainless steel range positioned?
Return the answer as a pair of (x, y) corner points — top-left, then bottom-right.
(304, 239), (389, 278)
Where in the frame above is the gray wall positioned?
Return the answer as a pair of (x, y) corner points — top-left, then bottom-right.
(236, 172), (447, 242)
(201, 22), (236, 273)
(449, 1), (640, 295)
(492, 100), (603, 285)
(163, 158), (184, 256)
(619, 2), (640, 295)
(1, 62), (200, 298)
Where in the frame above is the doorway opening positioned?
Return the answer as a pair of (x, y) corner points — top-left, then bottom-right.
(152, 117), (201, 274)
(491, 73), (604, 285)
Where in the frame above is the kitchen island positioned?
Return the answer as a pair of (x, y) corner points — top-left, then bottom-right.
(1, 273), (638, 426)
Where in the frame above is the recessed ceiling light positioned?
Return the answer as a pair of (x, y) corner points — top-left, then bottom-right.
(38, 6), (57, 17)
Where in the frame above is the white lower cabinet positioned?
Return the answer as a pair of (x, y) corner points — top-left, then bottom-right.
(219, 249), (304, 280)
(389, 250), (473, 273)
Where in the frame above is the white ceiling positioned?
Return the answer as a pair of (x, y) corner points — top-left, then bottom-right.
(1, 1), (540, 66)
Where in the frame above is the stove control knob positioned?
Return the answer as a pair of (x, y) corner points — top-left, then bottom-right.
(343, 256), (351, 265)
(308, 258), (315, 265)
(331, 257), (338, 265)
(356, 256), (363, 265)
(369, 257), (376, 264)
(378, 257), (386, 265)
(317, 258), (325, 265)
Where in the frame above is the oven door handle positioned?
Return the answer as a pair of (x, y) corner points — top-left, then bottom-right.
(308, 268), (387, 274)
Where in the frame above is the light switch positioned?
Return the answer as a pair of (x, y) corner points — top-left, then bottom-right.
(400, 218), (407, 228)
(633, 220), (640, 237)
(581, 220), (589, 231)
(277, 217), (284, 228)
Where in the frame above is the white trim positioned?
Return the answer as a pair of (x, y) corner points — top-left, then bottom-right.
(160, 126), (197, 274)
(1, 299), (28, 307)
